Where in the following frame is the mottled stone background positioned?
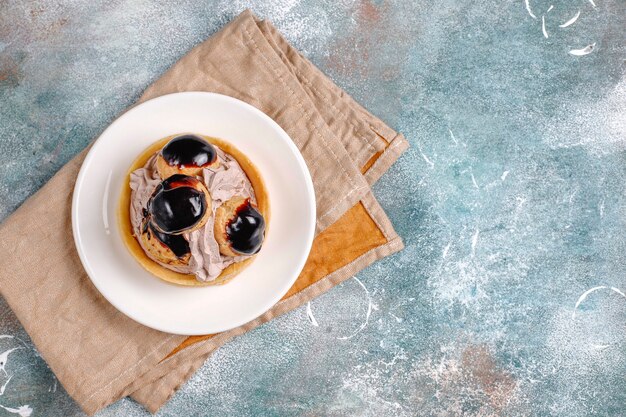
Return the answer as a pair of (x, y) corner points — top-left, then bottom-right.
(1, 0), (625, 416)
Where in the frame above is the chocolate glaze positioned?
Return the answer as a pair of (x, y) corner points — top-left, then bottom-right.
(149, 174), (207, 234)
(226, 199), (265, 255)
(161, 174), (200, 189)
(146, 222), (190, 258)
(161, 134), (217, 168)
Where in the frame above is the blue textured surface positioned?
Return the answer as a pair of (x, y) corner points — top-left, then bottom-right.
(1, 0), (625, 416)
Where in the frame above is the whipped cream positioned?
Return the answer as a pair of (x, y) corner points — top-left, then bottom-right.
(129, 147), (256, 281)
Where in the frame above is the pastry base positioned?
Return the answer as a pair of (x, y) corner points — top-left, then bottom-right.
(118, 134), (270, 286)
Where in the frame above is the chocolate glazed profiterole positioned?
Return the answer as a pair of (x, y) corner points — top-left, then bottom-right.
(148, 174), (211, 235)
(120, 133), (270, 286)
(138, 173), (211, 266)
(156, 134), (219, 179)
(214, 196), (266, 257)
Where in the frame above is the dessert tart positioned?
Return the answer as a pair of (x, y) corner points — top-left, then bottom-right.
(118, 133), (269, 286)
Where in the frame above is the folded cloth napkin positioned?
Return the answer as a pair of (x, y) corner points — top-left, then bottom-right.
(0, 10), (408, 415)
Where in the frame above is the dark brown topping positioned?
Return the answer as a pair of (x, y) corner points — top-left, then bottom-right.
(148, 223), (190, 258)
(226, 199), (265, 255)
(161, 174), (201, 189)
(161, 134), (217, 168)
(149, 174), (207, 234)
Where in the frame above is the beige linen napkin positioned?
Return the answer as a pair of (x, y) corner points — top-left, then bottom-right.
(0, 10), (408, 415)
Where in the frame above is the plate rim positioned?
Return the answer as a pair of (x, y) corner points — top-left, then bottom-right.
(71, 91), (316, 335)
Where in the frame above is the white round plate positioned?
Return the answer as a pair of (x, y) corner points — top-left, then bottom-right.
(72, 92), (316, 335)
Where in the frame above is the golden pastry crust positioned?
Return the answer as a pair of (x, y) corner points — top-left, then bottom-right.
(138, 220), (191, 267)
(118, 134), (270, 287)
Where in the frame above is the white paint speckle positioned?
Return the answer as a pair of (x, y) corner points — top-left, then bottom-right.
(572, 286), (626, 318)
(471, 229), (480, 257)
(0, 376), (12, 396)
(559, 10), (580, 28)
(541, 15), (548, 38)
(525, 0), (537, 19)
(337, 277), (373, 340)
(442, 241), (452, 259)
(0, 349), (21, 378)
(417, 145), (435, 168)
(390, 313), (403, 323)
(50, 376), (58, 393)
(470, 171), (479, 189)
(0, 404), (33, 417)
(569, 43), (596, 56)
(306, 302), (319, 327)
(590, 343), (610, 350)
(598, 198), (605, 218)
(448, 129), (458, 145)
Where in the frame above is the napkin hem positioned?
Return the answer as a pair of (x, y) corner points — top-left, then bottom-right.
(364, 133), (409, 185)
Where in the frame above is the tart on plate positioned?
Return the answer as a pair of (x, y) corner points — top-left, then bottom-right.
(118, 133), (269, 286)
